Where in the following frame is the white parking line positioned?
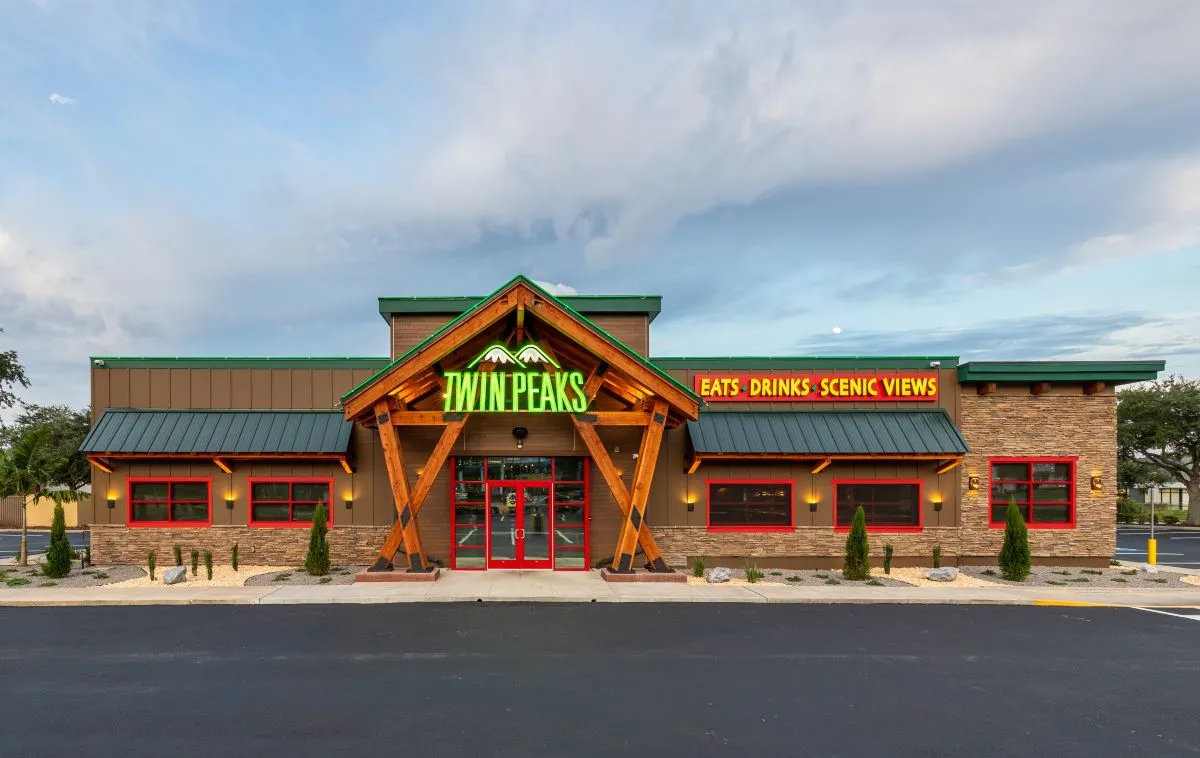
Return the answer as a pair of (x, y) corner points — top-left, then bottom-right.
(1133, 607), (1200, 622)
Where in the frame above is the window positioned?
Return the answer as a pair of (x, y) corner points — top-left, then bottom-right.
(835, 481), (921, 530)
(989, 458), (1075, 527)
(249, 479), (333, 526)
(552, 457), (587, 569)
(1159, 488), (1185, 507)
(452, 458), (486, 569)
(707, 481), (793, 530)
(129, 479), (211, 526)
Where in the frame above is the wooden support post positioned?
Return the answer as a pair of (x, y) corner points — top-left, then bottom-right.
(372, 400), (425, 572)
(811, 457), (832, 474)
(88, 457), (114, 474)
(685, 455), (701, 475)
(935, 458), (963, 475)
(213, 458), (233, 475)
(610, 399), (669, 573)
(572, 417), (670, 571)
(373, 416), (467, 572)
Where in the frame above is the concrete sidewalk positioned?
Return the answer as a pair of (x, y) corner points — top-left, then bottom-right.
(1, 569), (1198, 607)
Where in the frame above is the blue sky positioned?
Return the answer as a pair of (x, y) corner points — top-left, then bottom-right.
(1, 0), (1198, 411)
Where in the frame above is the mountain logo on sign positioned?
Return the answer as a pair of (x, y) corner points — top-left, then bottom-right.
(466, 343), (560, 370)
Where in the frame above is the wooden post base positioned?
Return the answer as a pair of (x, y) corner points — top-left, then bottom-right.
(355, 567), (441, 583)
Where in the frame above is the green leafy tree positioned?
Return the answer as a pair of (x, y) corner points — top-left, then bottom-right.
(998, 499), (1031, 581)
(1119, 377), (1200, 524)
(304, 502), (330, 576)
(43, 502), (73, 578)
(0, 327), (30, 413)
(0, 405), (91, 492)
(0, 428), (74, 566)
(843, 505), (870, 580)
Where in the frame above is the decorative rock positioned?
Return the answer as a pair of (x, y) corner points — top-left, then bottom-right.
(704, 567), (734, 584)
(924, 567), (959, 582)
(1142, 564), (1159, 574)
(162, 566), (187, 585)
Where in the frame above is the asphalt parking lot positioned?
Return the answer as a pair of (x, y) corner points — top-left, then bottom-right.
(0, 529), (89, 559)
(1, 604), (1199, 757)
(1117, 526), (1200, 567)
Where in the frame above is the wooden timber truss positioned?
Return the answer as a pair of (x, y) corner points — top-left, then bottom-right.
(342, 276), (701, 573)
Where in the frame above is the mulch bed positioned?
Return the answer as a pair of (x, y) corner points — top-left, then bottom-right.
(0, 565), (145, 589)
(959, 565), (1193, 588)
(244, 566), (366, 586)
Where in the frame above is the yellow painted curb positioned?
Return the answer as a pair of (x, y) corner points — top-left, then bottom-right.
(1034, 600), (1114, 607)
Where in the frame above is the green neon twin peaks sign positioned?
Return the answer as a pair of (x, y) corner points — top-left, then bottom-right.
(443, 343), (589, 413)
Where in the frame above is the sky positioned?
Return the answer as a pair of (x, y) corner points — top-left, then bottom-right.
(2, 0), (1199, 412)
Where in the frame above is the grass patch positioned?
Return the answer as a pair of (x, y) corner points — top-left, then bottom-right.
(824, 578), (841, 585)
(745, 566), (764, 584)
(1110, 559), (1121, 567)
(1110, 577), (1128, 583)
(866, 579), (884, 587)
(769, 571), (783, 576)
(815, 573), (830, 579)
(318, 577), (333, 584)
(39, 581), (57, 587)
(785, 576), (802, 583)
(94, 572), (109, 579)
(81, 570), (96, 576)
(981, 569), (998, 576)
(1046, 580), (1067, 586)
(1052, 570), (1071, 576)
(6, 577), (32, 587)
(273, 572), (293, 582)
(1122, 569), (1139, 576)
(1081, 569), (1103, 575)
(1151, 577), (1168, 584)
(1066, 577), (1091, 583)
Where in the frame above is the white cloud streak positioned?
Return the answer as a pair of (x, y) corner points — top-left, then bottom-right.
(48, 92), (75, 105)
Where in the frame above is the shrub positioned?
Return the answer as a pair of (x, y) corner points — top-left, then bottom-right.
(932, 545), (942, 569)
(786, 576), (801, 583)
(883, 543), (894, 575)
(190, 549), (199, 576)
(1116, 497), (1141, 524)
(147, 551), (156, 581)
(1109, 559), (1120, 567)
(692, 557), (705, 578)
(232, 542), (239, 572)
(842, 506), (870, 581)
(84, 545), (92, 567)
(745, 565), (763, 583)
(173, 544), (183, 567)
(318, 576), (333, 584)
(43, 503), (73, 579)
(824, 577), (841, 585)
(204, 551), (213, 580)
(998, 498), (1031, 582)
(1161, 513), (1181, 526)
(304, 503), (331, 576)
(1082, 569), (1102, 575)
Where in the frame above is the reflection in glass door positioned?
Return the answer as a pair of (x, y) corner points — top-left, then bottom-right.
(487, 484), (552, 568)
(521, 486), (551, 567)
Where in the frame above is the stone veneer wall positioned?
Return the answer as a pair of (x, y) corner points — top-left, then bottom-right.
(957, 388), (1117, 561)
(92, 525), (397, 566)
(651, 526), (960, 568)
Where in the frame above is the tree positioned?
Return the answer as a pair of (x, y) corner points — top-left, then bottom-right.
(1118, 377), (1200, 524)
(1117, 457), (1169, 492)
(0, 327), (30, 413)
(0, 428), (71, 566)
(0, 405), (91, 492)
(842, 505), (870, 580)
(998, 499), (1031, 581)
(304, 502), (330, 576)
(43, 502), (73, 578)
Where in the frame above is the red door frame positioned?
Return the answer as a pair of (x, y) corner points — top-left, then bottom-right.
(486, 482), (553, 569)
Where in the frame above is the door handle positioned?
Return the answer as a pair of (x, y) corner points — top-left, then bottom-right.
(517, 528), (525, 539)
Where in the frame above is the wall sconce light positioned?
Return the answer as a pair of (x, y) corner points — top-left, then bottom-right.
(1090, 476), (1103, 492)
(344, 493), (354, 509)
(806, 494), (819, 512)
(685, 494), (696, 512)
(512, 425), (528, 450)
(106, 498), (116, 509)
(967, 475), (980, 492)
(225, 497), (235, 510)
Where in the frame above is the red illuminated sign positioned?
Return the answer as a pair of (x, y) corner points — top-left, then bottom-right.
(695, 374), (939, 402)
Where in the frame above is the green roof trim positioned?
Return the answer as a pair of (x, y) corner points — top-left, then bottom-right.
(378, 294), (662, 324)
(687, 409), (969, 456)
(80, 409), (353, 456)
(653, 356), (959, 370)
(957, 361), (1166, 385)
(344, 275), (698, 407)
(89, 357), (390, 370)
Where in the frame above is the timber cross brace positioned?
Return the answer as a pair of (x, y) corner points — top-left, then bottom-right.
(572, 398), (673, 573)
(369, 399), (468, 573)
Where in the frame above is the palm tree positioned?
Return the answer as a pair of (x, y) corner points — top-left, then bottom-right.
(0, 428), (71, 566)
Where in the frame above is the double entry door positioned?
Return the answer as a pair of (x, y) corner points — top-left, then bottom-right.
(488, 483), (551, 569)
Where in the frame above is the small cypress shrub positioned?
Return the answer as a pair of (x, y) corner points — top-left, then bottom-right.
(173, 544), (183, 567)
(883, 543), (894, 575)
(147, 550), (156, 581)
(304, 503), (331, 576)
(43, 503), (73, 579)
(190, 549), (199, 576)
(932, 545), (942, 569)
(843, 505), (870, 581)
(84, 545), (92, 567)
(232, 542), (239, 572)
(692, 557), (706, 578)
(998, 498), (1031, 581)
(204, 551), (213, 580)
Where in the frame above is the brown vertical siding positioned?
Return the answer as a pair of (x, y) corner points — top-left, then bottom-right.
(587, 315), (650, 356)
(391, 314), (457, 359)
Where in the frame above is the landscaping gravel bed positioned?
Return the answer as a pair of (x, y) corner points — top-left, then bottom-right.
(687, 567), (911, 587)
(959, 565), (1195, 588)
(0, 564), (144, 589)
(244, 566), (365, 586)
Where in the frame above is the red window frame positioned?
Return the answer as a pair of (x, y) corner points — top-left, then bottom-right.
(127, 477), (212, 528)
(988, 457), (1076, 529)
(706, 479), (794, 532)
(833, 479), (923, 533)
(248, 478), (335, 528)
(449, 457), (590, 570)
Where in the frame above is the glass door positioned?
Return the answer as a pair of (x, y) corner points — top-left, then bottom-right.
(487, 484), (552, 568)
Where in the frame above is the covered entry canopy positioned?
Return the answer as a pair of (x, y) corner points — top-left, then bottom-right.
(686, 409), (970, 475)
(341, 275), (701, 574)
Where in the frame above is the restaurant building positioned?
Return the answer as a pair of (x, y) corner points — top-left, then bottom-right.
(80, 276), (1164, 573)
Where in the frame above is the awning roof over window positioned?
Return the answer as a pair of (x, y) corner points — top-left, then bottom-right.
(81, 409), (354, 456)
(686, 410), (969, 456)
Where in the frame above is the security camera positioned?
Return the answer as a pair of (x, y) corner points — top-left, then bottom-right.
(93, 359), (106, 367)
(929, 360), (941, 368)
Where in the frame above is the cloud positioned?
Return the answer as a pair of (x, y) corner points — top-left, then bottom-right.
(533, 280), (578, 296)
(48, 93), (75, 105)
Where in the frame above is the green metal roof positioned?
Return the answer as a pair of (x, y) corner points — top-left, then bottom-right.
(378, 294), (662, 324)
(957, 361), (1165, 385)
(344, 275), (699, 408)
(653, 356), (959, 370)
(80, 409), (354, 455)
(89, 357), (389, 370)
(687, 410), (969, 455)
